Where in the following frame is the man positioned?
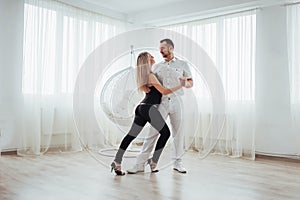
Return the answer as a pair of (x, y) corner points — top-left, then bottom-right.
(128, 38), (193, 174)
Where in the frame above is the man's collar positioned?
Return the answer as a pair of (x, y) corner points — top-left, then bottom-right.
(162, 57), (177, 63)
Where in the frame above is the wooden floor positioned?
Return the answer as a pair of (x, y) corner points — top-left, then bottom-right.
(1, 150), (300, 200)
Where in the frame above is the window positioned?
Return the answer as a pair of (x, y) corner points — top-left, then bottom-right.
(22, 0), (126, 95)
(164, 11), (256, 101)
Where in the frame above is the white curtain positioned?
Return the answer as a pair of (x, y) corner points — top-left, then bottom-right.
(19, 0), (127, 155)
(163, 10), (256, 159)
(287, 4), (300, 148)
(20, 0), (256, 160)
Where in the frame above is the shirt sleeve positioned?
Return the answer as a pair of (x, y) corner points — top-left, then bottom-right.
(152, 63), (160, 73)
(182, 61), (192, 79)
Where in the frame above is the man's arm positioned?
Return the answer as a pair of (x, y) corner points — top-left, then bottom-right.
(182, 61), (193, 88)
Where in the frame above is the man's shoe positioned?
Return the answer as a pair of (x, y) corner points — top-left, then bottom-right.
(173, 161), (187, 174)
(127, 164), (145, 174)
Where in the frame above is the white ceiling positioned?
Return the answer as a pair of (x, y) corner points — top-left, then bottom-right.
(82, 0), (187, 14)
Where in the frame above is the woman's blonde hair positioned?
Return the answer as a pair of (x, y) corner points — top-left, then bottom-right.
(136, 52), (151, 93)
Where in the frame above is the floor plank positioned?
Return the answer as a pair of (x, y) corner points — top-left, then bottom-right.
(1, 150), (300, 200)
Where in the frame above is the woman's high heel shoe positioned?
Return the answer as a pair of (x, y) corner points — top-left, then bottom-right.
(111, 161), (125, 176)
(147, 158), (159, 173)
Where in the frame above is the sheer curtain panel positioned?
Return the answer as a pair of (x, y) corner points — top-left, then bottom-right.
(19, 0), (127, 155)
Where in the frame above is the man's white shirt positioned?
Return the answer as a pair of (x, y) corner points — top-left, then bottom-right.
(152, 57), (192, 97)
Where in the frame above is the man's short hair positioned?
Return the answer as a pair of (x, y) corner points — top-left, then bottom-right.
(160, 38), (174, 48)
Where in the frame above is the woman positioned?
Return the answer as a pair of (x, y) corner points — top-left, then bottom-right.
(111, 52), (185, 176)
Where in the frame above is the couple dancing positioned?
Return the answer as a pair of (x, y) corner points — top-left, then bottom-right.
(111, 39), (193, 176)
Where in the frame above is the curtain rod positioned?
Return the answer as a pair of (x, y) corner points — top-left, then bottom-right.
(50, 0), (127, 22)
(157, 8), (258, 27)
(194, 8), (258, 21)
(157, 0), (300, 28)
(283, 1), (300, 6)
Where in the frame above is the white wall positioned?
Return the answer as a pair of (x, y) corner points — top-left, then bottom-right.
(0, 0), (24, 150)
(255, 5), (298, 155)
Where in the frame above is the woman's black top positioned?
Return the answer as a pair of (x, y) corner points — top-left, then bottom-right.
(140, 86), (162, 105)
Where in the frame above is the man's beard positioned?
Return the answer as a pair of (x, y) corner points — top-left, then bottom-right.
(161, 52), (168, 58)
